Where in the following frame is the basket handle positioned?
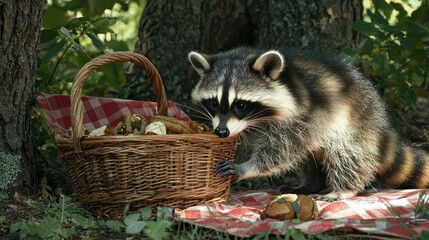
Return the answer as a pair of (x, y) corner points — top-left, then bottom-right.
(70, 51), (168, 149)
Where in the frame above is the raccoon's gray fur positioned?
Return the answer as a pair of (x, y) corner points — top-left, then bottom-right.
(188, 47), (429, 201)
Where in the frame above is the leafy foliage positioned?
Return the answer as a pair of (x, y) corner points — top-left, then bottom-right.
(33, 0), (144, 189)
(349, 0), (429, 109)
(9, 195), (96, 240)
(97, 206), (173, 240)
(415, 191), (429, 219)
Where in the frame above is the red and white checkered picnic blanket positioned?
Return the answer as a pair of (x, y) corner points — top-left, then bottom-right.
(178, 189), (429, 238)
(36, 93), (190, 136)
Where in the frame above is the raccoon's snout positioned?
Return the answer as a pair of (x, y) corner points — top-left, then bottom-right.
(215, 127), (230, 138)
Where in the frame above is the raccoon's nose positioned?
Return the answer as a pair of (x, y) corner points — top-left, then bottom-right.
(215, 127), (230, 138)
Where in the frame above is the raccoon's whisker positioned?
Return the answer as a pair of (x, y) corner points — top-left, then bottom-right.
(187, 114), (212, 123)
(175, 102), (199, 114)
(176, 102), (213, 119)
(177, 102), (214, 122)
(245, 109), (271, 120)
(245, 124), (272, 139)
(237, 131), (251, 148)
(195, 102), (214, 119)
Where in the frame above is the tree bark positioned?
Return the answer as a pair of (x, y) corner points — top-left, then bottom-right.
(249, 0), (362, 51)
(0, 0), (45, 197)
(121, 0), (362, 106)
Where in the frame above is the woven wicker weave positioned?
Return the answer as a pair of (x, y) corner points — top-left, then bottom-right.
(56, 52), (238, 218)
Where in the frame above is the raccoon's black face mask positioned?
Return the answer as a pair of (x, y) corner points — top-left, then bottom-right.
(189, 49), (299, 137)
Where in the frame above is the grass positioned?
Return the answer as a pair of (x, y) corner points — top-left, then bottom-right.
(2, 189), (428, 239)
(383, 190), (429, 240)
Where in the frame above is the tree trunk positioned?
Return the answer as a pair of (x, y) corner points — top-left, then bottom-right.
(0, 0), (45, 197)
(121, 0), (362, 106)
(249, 0), (363, 51)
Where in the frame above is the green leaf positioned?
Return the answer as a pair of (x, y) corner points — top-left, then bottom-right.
(109, 40), (130, 51)
(372, 0), (394, 18)
(64, 0), (88, 11)
(65, 17), (90, 30)
(390, 2), (408, 23)
(277, 197), (288, 203)
(387, 47), (403, 63)
(253, 230), (270, 240)
(411, 1), (429, 22)
(124, 213), (141, 225)
(0, 216), (5, 224)
(398, 34), (424, 49)
(156, 207), (173, 221)
(405, 19), (429, 35)
(39, 38), (67, 62)
(125, 220), (146, 234)
(59, 27), (84, 52)
(367, 11), (396, 34)
(291, 218), (302, 224)
(71, 213), (97, 228)
(58, 227), (75, 238)
(82, 0), (117, 17)
(350, 21), (385, 39)
(419, 230), (429, 240)
(43, 5), (69, 28)
(144, 220), (172, 240)
(89, 17), (117, 34)
(10, 221), (26, 233)
(141, 207), (152, 220)
(285, 228), (306, 240)
(87, 33), (106, 50)
(105, 220), (123, 232)
(355, 38), (375, 56)
(371, 54), (389, 77)
(31, 217), (60, 238)
(291, 201), (301, 214)
(97, 219), (106, 227)
(40, 29), (58, 44)
(421, 77), (428, 90)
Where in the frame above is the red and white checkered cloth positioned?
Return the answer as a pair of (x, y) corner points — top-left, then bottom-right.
(178, 189), (429, 238)
(36, 93), (191, 136)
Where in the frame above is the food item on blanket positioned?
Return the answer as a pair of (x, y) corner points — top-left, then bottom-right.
(113, 113), (147, 135)
(145, 121), (167, 135)
(261, 194), (318, 221)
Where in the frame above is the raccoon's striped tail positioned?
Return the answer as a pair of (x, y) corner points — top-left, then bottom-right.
(377, 130), (429, 188)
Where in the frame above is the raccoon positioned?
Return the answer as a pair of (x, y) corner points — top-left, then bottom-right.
(188, 47), (429, 201)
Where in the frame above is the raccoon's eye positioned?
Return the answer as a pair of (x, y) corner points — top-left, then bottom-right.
(235, 101), (247, 111)
(202, 99), (219, 113)
(210, 99), (218, 109)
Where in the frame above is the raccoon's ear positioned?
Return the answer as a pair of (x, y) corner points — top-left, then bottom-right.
(188, 51), (211, 76)
(252, 50), (284, 80)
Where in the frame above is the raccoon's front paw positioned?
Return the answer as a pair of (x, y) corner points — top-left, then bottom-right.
(217, 160), (241, 183)
(308, 194), (339, 202)
(309, 190), (358, 202)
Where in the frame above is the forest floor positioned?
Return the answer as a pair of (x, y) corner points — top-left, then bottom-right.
(1, 97), (428, 240)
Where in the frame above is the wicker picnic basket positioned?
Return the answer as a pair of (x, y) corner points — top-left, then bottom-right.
(55, 52), (238, 218)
